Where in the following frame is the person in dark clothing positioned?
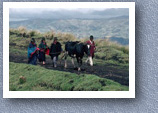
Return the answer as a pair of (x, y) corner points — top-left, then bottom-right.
(50, 37), (62, 67)
(28, 38), (39, 65)
(38, 37), (47, 65)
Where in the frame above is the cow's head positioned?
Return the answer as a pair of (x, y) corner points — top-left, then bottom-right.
(83, 43), (91, 56)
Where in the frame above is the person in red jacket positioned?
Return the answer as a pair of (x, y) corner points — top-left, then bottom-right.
(85, 35), (96, 66)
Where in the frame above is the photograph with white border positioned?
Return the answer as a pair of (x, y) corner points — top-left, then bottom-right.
(3, 2), (135, 98)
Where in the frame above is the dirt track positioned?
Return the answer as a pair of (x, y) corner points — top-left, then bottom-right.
(10, 53), (129, 86)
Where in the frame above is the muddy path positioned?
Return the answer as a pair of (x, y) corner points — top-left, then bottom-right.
(10, 53), (129, 86)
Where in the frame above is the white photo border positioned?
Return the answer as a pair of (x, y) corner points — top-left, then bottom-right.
(3, 2), (135, 98)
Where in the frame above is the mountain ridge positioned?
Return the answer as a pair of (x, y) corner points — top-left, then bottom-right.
(10, 16), (129, 40)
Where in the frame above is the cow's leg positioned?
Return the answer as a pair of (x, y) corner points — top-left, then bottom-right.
(89, 56), (93, 66)
(64, 52), (68, 68)
(71, 58), (76, 68)
(77, 57), (82, 71)
(85, 56), (93, 66)
(85, 57), (89, 64)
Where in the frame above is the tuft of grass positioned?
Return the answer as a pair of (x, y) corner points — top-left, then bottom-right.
(19, 76), (26, 84)
(9, 62), (128, 91)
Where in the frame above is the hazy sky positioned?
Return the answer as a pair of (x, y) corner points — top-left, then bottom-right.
(10, 8), (108, 13)
(9, 8), (129, 20)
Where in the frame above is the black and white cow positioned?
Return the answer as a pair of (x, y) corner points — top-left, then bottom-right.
(64, 41), (92, 71)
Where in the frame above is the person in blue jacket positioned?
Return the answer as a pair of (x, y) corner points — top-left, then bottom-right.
(28, 38), (39, 65)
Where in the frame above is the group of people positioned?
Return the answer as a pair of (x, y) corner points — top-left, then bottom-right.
(27, 35), (96, 67)
(28, 37), (62, 67)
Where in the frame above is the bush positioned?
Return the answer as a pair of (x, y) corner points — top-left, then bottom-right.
(119, 46), (129, 54)
(56, 32), (77, 42)
(17, 26), (27, 37)
(44, 30), (55, 40)
(28, 31), (36, 37)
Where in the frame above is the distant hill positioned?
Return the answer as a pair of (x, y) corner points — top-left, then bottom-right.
(106, 37), (129, 45)
(9, 8), (129, 45)
(10, 16), (128, 40)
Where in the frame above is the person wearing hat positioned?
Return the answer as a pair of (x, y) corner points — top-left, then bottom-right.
(38, 37), (48, 65)
(85, 35), (96, 66)
(50, 37), (62, 67)
(28, 38), (39, 65)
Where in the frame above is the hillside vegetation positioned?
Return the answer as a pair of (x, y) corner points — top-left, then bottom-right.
(10, 27), (129, 64)
(9, 28), (129, 91)
(9, 62), (128, 91)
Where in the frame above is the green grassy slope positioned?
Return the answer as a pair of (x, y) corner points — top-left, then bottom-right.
(9, 62), (128, 91)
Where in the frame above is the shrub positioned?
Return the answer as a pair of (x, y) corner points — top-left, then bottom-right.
(17, 26), (27, 37)
(28, 31), (36, 37)
(119, 46), (129, 54)
(44, 30), (55, 40)
(55, 32), (77, 43)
